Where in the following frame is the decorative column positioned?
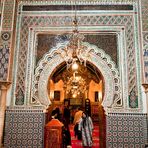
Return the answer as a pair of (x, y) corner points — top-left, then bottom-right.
(142, 83), (148, 146)
(0, 81), (11, 147)
(141, 0), (148, 145)
(142, 84), (148, 114)
(98, 102), (106, 148)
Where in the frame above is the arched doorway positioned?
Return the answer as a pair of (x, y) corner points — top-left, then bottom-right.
(48, 61), (104, 110)
(32, 41), (121, 109)
(47, 61), (106, 147)
(32, 41), (121, 148)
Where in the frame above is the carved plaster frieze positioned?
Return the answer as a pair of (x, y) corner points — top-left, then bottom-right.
(106, 108), (143, 113)
(33, 41), (121, 110)
(12, 0), (141, 110)
(18, 0), (137, 5)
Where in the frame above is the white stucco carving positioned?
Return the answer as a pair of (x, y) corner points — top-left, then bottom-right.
(33, 41), (121, 109)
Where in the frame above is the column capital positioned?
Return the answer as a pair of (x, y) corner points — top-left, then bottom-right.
(0, 81), (11, 90)
(142, 83), (148, 93)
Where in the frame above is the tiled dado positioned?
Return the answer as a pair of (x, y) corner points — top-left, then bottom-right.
(4, 107), (46, 148)
(106, 113), (147, 148)
(4, 108), (148, 147)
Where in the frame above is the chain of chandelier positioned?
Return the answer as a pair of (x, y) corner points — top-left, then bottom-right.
(63, 1), (88, 98)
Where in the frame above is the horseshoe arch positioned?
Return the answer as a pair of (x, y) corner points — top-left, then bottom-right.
(32, 42), (121, 110)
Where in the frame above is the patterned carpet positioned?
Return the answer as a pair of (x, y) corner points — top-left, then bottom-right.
(70, 124), (100, 148)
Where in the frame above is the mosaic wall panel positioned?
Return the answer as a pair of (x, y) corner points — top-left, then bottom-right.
(141, 0), (148, 31)
(0, 43), (9, 80)
(106, 113), (147, 148)
(14, 8), (138, 108)
(4, 107), (46, 148)
(143, 32), (148, 83)
(2, 0), (15, 31)
(0, 0), (15, 80)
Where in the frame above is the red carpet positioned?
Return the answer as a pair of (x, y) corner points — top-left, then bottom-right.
(70, 124), (100, 148)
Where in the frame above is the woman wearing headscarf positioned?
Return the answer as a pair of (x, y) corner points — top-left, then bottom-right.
(78, 112), (94, 147)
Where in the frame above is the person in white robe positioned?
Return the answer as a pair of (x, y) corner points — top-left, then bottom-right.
(78, 112), (94, 147)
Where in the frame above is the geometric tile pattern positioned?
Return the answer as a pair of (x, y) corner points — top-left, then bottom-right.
(4, 107), (46, 148)
(0, 44), (10, 80)
(106, 113), (147, 148)
(14, 12), (138, 108)
(2, 0), (14, 30)
(141, 0), (148, 31)
(0, 0), (15, 81)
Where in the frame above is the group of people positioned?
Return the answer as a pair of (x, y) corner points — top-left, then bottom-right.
(50, 105), (94, 148)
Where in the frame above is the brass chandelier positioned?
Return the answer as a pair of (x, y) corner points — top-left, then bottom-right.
(59, 2), (90, 70)
(66, 71), (87, 98)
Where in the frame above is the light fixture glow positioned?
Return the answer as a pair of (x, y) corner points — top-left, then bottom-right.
(72, 62), (78, 70)
(73, 93), (77, 98)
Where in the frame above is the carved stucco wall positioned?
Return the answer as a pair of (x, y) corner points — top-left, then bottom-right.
(8, 0), (142, 113)
(1, 1), (147, 148)
(33, 41), (121, 111)
(141, 0), (148, 32)
(141, 0), (148, 84)
(36, 34), (118, 65)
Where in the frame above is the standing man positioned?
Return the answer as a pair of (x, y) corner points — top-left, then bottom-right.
(63, 104), (71, 126)
(73, 107), (83, 140)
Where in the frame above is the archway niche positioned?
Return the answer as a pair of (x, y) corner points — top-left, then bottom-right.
(33, 42), (121, 111)
(47, 61), (104, 107)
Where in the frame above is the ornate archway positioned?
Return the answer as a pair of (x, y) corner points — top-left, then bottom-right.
(33, 41), (121, 110)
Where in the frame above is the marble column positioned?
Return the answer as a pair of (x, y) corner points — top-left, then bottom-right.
(0, 81), (11, 148)
(142, 83), (148, 145)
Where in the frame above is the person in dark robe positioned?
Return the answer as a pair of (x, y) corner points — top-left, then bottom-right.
(62, 118), (71, 148)
(63, 105), (71, 125)
(54, 107), (61, 121)
(50, 106), (62, 121)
